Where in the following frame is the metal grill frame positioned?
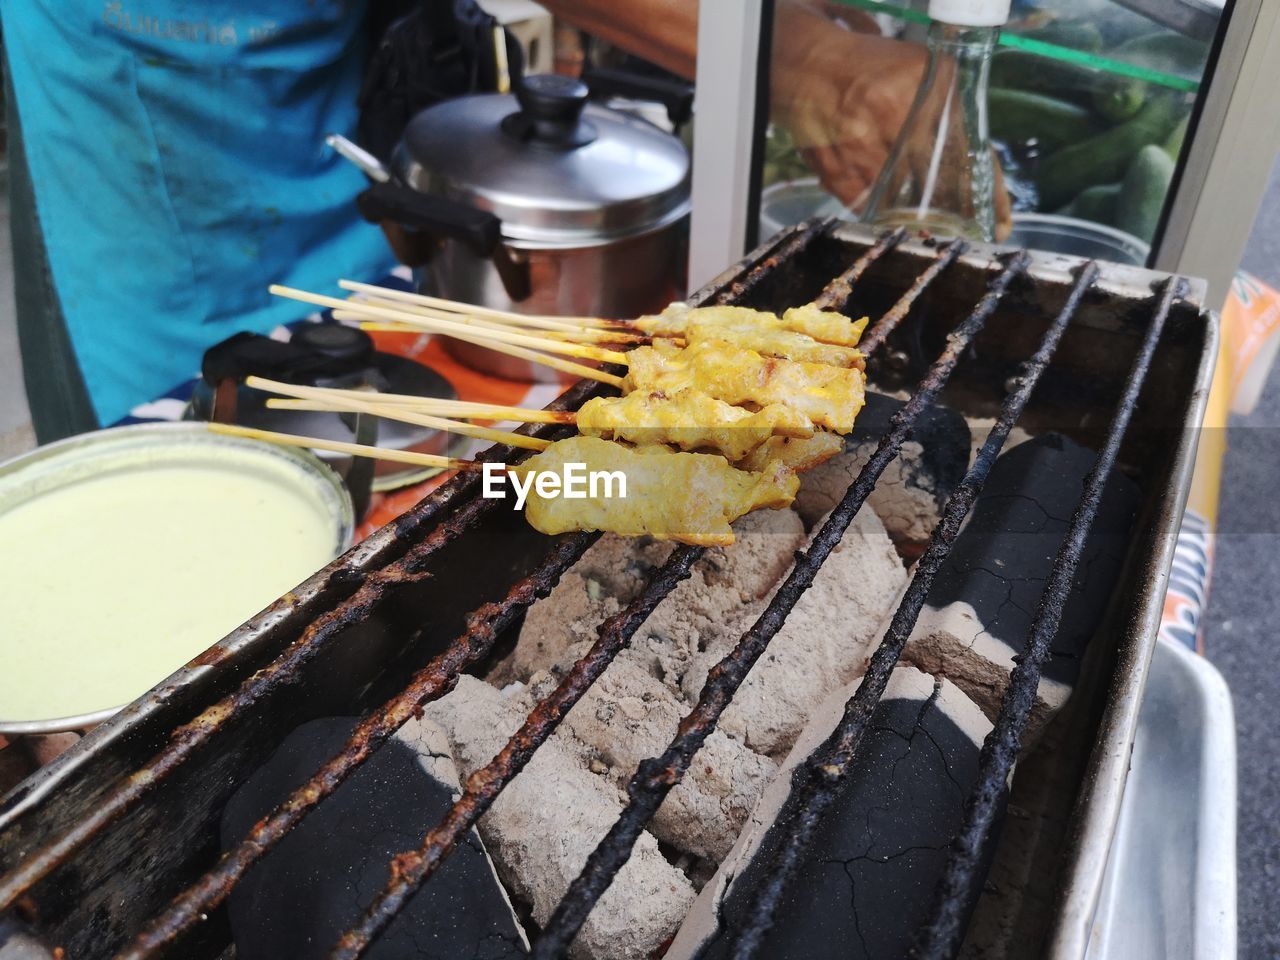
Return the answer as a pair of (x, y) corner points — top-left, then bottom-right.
(0, 220), (1217, 960)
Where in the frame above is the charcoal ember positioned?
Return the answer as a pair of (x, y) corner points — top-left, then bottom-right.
(0, 915), (57, 960)
(554, 656), (777, 862)
(668, 667), (999, 960)
(680, 507), (907, 760)
(795, 391), (971, 555)
(623, 508), (807, 690)
(221, 716), (526, 960)
(423, 676), (694, 960)
(901, 432), (1139, 731)
(496, 509), (807, 696)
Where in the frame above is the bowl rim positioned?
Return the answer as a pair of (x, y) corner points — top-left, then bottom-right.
(0, 421), (354, 735)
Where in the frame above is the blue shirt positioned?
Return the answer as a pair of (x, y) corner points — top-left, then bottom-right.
(1, 0), (396, 424)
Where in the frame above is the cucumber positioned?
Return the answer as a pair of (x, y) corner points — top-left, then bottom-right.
(1093, 75), (1147, 122)
(1089, 31), (1206, 124)
(1037, 96), (1179, 210)
(1065, 183), (1122, 225)
(1163, 114), (1190, 160)
(1023, 21), (1105, 53)
(989, 88), (1101, 150)
(1115, 144), (1175, 243)
(1111, 32), (1209, 82)
(989, 50), (1099, 107)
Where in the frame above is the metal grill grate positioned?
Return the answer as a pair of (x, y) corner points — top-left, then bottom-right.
(0, 220), (1213, 960)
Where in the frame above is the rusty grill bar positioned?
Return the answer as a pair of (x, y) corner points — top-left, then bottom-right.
(0, 221), (1206, 960)
(724, 261), (1105, 959)
(522, 251), (1032, 960)
(911, 275), (1187, 960)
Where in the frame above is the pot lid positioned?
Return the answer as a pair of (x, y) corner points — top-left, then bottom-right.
(393, 74), (691, 247)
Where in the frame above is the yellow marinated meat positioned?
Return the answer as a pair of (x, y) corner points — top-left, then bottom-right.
(683, 320), (864, 369)
(576, 389), (814, 460)
(781, 304), (869, 347)
(736, 431), (846, 473)
(624, 339), (866, 434)
(515, 436), (799, 547)
(634, 302), (869, 348)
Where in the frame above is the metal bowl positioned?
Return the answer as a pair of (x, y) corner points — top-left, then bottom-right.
(1006, 213), (1151, 267)
(0, 422), (354, 736)
(759, 180), (1151, 268)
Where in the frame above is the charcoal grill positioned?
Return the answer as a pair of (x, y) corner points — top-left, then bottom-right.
(0, 219), (1215, 959)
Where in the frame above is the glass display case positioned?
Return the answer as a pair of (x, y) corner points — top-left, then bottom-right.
(688, 0), (1278, 301)
(759, 0), (1222, 258)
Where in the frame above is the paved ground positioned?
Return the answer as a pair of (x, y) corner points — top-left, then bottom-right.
(1205, 159), (1280, 960)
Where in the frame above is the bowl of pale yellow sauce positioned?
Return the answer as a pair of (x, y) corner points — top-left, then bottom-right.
(0, 423), (353, 735)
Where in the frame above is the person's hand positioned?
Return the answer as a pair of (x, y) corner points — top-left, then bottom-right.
(771, 3), (1012, 239)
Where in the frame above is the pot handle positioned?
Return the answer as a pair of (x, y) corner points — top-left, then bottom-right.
(356, 181), (502, 257)
(583, 67), (695, 128)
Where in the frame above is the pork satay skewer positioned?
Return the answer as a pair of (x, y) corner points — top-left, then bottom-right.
(265, 385), (821, 464)
(633, 302), (869, 348)
(337, 279), (867, 348)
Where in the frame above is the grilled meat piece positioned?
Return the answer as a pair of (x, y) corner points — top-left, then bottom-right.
(624, 340), (866, 434)
(577, 388), (815, 461)
(678, 317), (865, 368)
(735, 431), (846, 474)
(515, 437), (799, 547)
(635, 303), (869, 349)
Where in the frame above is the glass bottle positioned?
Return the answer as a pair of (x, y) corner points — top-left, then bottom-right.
(861, 0), (1010, 241)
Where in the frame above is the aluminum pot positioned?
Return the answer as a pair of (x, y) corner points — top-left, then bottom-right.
(355, 74), (691, 380)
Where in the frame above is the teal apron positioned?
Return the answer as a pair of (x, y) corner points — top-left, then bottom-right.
(1, 0), (395, 426)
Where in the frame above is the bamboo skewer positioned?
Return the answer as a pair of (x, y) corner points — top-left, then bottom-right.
(207, 422), (483, 472)
(244, 377), (552, 452)
(261, 388), (574, 425)
(337, 280), (625, 329)
(271, 286), (628, 365)
(268, 284), (625, 386)
(348, 294), (643, 344)
(266, 398), (569, 427)
(343, 317), (625, 388)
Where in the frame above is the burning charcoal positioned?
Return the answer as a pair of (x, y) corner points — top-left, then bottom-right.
(498, 509), (807, 695)
(0, 915), (58, 960)
(681, 507), (908, 760)
(795, 391), (971, 556)
(221, 716), (527, 960)
(667, 667), (999, 960)
(902, 432), (1140, 731)
(556, 656), (776, 861)
(627, 507), (807, 692)
(424, 676), (694, 960)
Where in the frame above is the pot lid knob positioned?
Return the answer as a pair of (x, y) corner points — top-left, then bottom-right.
(503, 74), (596, 148)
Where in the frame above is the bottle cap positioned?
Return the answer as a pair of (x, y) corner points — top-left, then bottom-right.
(928, 0), (1011, 26)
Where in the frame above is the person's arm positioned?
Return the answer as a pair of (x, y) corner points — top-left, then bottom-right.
(537, 0), (698, 79)
(540, 0), (1009, 234)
